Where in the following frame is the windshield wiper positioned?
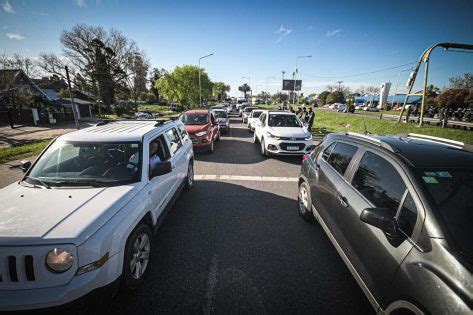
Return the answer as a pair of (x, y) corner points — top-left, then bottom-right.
(49, 180), (109, 188)
(23, 176), (51, 189)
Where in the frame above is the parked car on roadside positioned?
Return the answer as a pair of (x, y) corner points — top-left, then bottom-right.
(211, 109), (230, 133)
(247, 109), (264, 131)
(0, 120), (194, 311)
(242, 106), (259, 123)
(179, 109), (220, 153)
(298, 132), (473, 314)
(253, 110), (314, 156)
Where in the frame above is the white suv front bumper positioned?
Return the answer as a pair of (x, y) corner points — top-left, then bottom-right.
(263, 137), (314, 155)
(0, 251), (121, 311)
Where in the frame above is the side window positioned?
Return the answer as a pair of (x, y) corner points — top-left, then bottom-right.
(177, 124), (189, 143)
(352, 151), (406, 216)
(260, 114), (266, 126)
(321, 142), (336, 161)
(397, 193), (418, 237)
(165, 128), (182, 155)
(326, 142), (358, 175)
(210, 114), (215, 125)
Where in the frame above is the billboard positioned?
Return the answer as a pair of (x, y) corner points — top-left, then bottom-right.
(282, 79), (302, 91)
(378, 82), (391, 109)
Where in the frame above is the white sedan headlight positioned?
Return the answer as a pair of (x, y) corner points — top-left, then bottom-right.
(266, 132), (280, 139)
(46, 248), (74, 273)
(305, 133), (313, 141)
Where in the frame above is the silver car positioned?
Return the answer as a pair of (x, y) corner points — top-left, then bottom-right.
(212, 109), (230, 133)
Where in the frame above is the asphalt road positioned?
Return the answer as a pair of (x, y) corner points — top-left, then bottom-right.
(107, 116), (373, 314)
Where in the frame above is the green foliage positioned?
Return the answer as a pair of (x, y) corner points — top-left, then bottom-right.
(112, 102), (133, 116)
(212, 82), (230, 101)
(138, 91), (148, 101)
(155, 65), (212, 107)
(326, 91), (345, 104)
(435, 89), (469, 108)
(58, 88), (69, 98)
(317, 91), (330, 105)
(238, 83), (251, 99)
(146, 93), (157, 104)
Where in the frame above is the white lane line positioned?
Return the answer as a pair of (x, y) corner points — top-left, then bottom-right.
(194, 175), (298, 182)
(203, 254), (218, 315)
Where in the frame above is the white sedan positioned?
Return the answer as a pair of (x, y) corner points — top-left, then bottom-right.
(247, 109), (264, 131)
(253, 110), (314, 156)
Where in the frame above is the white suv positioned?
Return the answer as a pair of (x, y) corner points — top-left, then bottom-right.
(253, 110), (314, 156)
(0, 120), (194, 311)
(247, 109), (263, 131)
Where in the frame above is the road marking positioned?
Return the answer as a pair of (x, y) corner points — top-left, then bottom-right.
(203, 254), (218, 315)
(195, 174), (298, 182)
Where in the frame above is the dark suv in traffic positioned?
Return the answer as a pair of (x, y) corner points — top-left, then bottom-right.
(298, 132), (472, 314)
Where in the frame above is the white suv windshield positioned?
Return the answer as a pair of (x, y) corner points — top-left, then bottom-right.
(26, 141), (141, 187)
(268, 114), (302, 127)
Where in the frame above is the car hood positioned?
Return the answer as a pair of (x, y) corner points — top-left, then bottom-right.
(268, 126), (309, 138)
(0, 182), (140, 246)
(185, 124), (210, 133)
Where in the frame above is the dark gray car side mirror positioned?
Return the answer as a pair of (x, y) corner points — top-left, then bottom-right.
(20, 160), (32, 173)
(150, 161), (172, 178)
(360, 208), (399, 238)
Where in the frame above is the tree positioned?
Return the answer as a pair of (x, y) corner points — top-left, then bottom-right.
(138, 91), (148, 102)
(238, 83), (251, 99)
(124, 52), (150, 110)
(326, 84), (336, 92)
(149, 67), (167, 100)
(317, 91), (330, 105)
(155, 65), (212, 108)
(212, 82), (230, 101)
(435, 88), (469, 109)
(366, 85), (380, 95)
(271, 92), (288, 103)
(356, 85), (366, 95)
(0, 54), (39, 78)
(326, 91), (345, 104)
(449, 73), (473, 89)
(146, 93), (157, 104)
(37, 24), (142, 108)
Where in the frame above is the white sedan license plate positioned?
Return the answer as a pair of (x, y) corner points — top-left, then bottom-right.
(287, 146), (299, 150)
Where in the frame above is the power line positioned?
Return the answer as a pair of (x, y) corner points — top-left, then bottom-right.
(445, 49), (473, 54)
(300, 61), (417, 79)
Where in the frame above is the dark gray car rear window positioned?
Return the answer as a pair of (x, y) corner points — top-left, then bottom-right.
(326, 142), (358, 175)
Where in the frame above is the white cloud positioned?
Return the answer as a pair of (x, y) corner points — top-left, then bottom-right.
(326, 29), (342, 37)
(275, 25), (293, 43)
(6, 32), (26, 40)
(74, 0), (87, 7)
(2, 0), (15, 13)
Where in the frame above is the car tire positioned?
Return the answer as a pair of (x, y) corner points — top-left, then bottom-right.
(216, 132), (221, 141)
(121, 223), (153, 291)
(209, 140), (214, 153)
(298, 181), (313, 222)
(185, 161), (194, 190)
(253, 132), (258, 143)
(260, 138), (268, 156)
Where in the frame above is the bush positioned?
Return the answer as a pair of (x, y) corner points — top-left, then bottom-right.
(112, 102), (133, 116)
(435, 88), (469, 109)
(146, 93), (157, 104)
(138, 91), (148, 102)
(317, 91), (330, 105)
(326, 91), (345, 104)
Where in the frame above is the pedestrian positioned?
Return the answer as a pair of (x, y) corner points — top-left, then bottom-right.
(306, 107), (315, 133)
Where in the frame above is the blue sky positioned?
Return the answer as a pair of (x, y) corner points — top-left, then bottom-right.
(1, 0), (472, 96)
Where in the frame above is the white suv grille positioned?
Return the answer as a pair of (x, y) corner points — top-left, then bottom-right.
(0, 245), (77, 290)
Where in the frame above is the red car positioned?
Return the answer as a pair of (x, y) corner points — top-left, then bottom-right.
(179, 109), (220, 152)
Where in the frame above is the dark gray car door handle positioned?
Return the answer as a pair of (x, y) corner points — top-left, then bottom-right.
(338, 195), (348, 207)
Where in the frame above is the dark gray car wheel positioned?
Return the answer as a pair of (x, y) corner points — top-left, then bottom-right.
(298, 181), (313, 222)
(260, 138), (268, 156)
(121, 223), (153, 291)
(185, 162), (194, 190)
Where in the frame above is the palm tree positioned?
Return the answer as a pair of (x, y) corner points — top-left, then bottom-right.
(238, 83), (251, 99)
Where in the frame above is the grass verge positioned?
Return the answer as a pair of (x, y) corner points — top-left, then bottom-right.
(0, 140), (51, 164)
(313, 110), (473, 144)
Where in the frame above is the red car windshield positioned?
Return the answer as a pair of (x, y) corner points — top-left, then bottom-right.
(180, 114), (209, 125)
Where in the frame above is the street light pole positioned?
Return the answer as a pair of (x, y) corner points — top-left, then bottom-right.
(292, 55), (312, 106)
(391, 68), (413, 108)
(266, 76), (275, 101)
(198, 53), (214, 106)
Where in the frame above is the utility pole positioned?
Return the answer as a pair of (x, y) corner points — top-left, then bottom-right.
(281, 70), (286, 104)
(198, 53), (214, 106)
(65, 66), (80, 130)
(336, 80), (343, 91)
(293, 55), (312, 106)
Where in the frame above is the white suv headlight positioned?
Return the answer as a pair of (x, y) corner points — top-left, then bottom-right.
(305, 133), (313, 141)
(46, 248), (74, 273)
(195, 130), (209, 136)
(266, 132), (280, 139)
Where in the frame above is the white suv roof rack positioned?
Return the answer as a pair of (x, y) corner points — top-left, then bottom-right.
(345, 132), (397, 152)
(406, 133), (464, 148)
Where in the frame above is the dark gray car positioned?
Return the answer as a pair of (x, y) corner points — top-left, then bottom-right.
(298, 132), (472, 314)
